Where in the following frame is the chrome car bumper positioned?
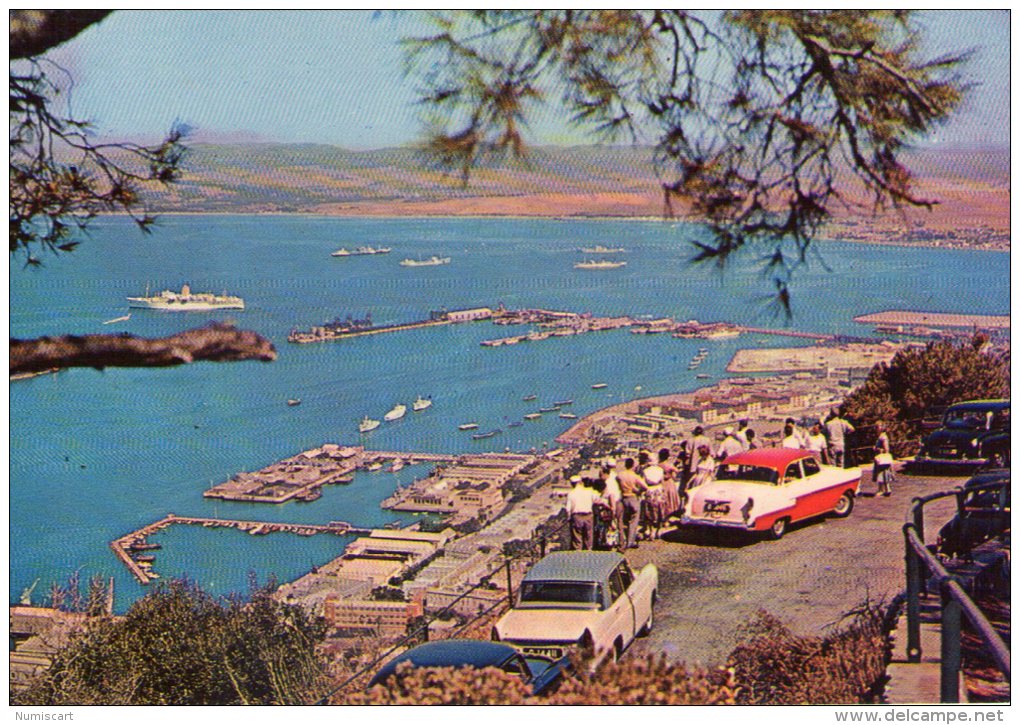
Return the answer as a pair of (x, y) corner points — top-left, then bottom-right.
(679, 515), (752, 530)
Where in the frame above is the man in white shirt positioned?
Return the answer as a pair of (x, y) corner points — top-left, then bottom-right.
(566, 475), (598, 550)
(717, 426), (744, 460)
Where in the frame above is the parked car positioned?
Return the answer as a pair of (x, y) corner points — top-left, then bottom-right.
(493, 551), (657, 667)
(915, 399), (1010, 469)
(367, 639), (567, 695)
(681, 448), (862, 539)
(936, 469), (1010, 559)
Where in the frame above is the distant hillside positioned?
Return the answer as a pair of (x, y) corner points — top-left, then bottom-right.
(140, 143), (1008, 238)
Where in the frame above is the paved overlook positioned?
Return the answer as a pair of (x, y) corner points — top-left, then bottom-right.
(624, 469), (960, 666)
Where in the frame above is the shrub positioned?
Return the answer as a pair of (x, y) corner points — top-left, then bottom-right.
(13, 579), (329, 705)
(727, 603), (888, 704)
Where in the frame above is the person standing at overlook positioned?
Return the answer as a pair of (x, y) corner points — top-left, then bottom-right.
(566, 475), (598, 550)
(825, 409), (856, 467)
(616, 458), (648, 550)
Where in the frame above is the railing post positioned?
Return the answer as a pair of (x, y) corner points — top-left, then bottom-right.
(540, 533), (546, 558)
(505, 558), (514, 607)
(939, 579), (963, 703)
(912, 498), (924, 543)
(905, 524), (923, 663)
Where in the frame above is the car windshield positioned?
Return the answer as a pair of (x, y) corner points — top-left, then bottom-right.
(714, 464), (779, 485)
(519, 580), (601, 605)
(944, 408), (1004, 430)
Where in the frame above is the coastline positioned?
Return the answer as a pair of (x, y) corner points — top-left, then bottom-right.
(135, 210), (1009, 254)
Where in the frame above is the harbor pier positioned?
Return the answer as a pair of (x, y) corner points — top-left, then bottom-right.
(110, 514), (374, 584)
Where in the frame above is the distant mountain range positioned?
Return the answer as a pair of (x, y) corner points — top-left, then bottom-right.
(140, 143), (1008, 236)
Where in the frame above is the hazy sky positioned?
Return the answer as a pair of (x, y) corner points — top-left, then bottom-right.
(42, 10), (1010, 150)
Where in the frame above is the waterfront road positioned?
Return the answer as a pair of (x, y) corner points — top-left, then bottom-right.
(625, 469), (965, 667)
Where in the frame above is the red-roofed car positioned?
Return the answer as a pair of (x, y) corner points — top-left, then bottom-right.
(680, 448), (862, 539)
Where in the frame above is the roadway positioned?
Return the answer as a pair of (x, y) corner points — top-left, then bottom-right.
(625, 468), (966, 667)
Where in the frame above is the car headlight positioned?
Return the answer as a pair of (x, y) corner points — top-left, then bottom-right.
(970, 438), (980, 448)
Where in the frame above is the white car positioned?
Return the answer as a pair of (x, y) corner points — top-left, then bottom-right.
(493, 551), (657, 666)
(682, 448), (862, 539)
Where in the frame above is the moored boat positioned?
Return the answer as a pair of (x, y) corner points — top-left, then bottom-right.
(458, 422), (479, 431)
(472, 429), (501, 440)
(574, 259), (627, 270)
(384, 404), (407, 421)
(400, 255), (450, 267)
(359, 416), (381, 433)
(127, 284), (244, 311)
(522, 394), (538, 401)
(559, 413), (578, 419)
(591, 383), (608, 389)
(579, 245), (626, 254)
(524, 413), (542, 420)
(287, 398), (301, 406)
(553, 399), (573, 406)
(412, 396), (432, 411)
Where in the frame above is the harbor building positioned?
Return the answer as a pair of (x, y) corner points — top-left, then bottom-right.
(323, 596), (425, 637)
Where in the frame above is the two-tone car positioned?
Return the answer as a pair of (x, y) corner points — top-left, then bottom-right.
(681, 448), (862, 539)
(493, 551), (657, 667)
(915, 399), (1010, 469)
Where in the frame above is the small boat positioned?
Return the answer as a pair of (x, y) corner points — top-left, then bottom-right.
(591, 383), (608, 389)
(333, 246), (391, 257)
(553, 399), (574, 406)
(524, 413), (542, 421)
(574, 259), (627, 270)
(287, 398), (301, 406)
(522, 394), (538, 401)
(559, 413), (578, 420)
(400, 255), (451, 267)
(412, 396), (432, 411)
(696, 373), (711, 379)
(471, 429), (501, 440)
(366, 461), (384, 471)
(102, 313), (131, 325)
(580, 245), (626, 254)
(389, 459), (405, 472)
(538, 406), (560, 413)
(358, 416), (381, 433)
(384, 404), (407, 421)
(458, 422), (479, 431)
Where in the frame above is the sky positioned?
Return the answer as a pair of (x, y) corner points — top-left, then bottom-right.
(38, 9), (1012, 150)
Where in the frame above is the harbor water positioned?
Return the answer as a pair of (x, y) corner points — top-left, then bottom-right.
(9, 215), (1009, 610)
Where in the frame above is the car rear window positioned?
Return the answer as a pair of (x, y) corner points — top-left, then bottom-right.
(519, 581), (602, 605)
(715, 464), (779, 484)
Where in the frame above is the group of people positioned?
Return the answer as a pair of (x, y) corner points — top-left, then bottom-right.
(565, 449), (684, 552)
(565, 409), (894, 550)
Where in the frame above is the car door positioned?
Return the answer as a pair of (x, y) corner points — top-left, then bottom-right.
(786, 456), (839, 518)
(602, 565), (637, 653)
(618, 560), (653, 634)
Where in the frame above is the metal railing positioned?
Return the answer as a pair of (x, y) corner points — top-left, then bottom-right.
(312, 517), (568, 704)
(902, 483), (1010, 702)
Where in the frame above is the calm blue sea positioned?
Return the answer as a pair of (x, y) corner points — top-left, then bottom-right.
(9, 216), (1009, 610)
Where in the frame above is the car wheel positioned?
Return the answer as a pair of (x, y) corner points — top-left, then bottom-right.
(638, 606), (654, 637)
(613, 637), (624, 663)
(769, 517), (789, 540)
(832, 492), (854, 518)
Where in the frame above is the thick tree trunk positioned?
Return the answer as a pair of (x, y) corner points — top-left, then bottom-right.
(10, 324), (277, 375)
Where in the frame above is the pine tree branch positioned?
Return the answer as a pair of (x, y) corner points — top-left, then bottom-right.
(10, 323), (277, 375)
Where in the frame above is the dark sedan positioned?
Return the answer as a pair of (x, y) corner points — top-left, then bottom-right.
(367, 639), (567, 695)
(936, 469), (1010, 559)
(915, 399), (1010, 469)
